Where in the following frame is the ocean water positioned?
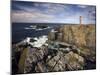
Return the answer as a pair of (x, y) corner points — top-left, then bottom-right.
(12, 23), (60, 44)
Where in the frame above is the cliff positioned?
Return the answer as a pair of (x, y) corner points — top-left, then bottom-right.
(12, 24), (96, 74)
(48, 24), (96, 66)
(52, 25), (96, 48)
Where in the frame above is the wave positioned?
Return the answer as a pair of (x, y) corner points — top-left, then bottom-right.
(36, 26), (51, 31)
(24, 27), (36, 30)
(24, 26), (51, 30)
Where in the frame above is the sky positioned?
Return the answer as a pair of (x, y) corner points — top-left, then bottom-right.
(11, 0), (96, 24)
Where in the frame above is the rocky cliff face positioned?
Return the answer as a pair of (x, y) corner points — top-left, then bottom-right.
(12, 24), (96, 74)
(61, 25), (96, 62)
(56, 25), (96, 48)
(48, 24), (96, 70)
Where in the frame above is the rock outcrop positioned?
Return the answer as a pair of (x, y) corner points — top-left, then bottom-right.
(12, 25), (96, 74)
(57, 25), (96, 48)
(48, 25), (96, 64)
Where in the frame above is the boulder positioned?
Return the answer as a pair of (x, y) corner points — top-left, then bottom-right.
(47, 51), (65, 71)
(64, 51), (84, 70)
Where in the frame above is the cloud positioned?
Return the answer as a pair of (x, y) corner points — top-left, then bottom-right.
(11, 10), (56, 23)
(32, 2), (69, 15)
(12, 2), (70, 23)
(77, 5), (88, 8)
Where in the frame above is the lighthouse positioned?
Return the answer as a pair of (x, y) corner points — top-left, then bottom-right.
(80, 16), (82, 25)
(79, 16), (83, 28)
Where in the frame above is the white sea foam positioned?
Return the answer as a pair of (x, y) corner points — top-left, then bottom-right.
(24, 27), (36, 30)
(35, 26), (51, 31)
(19, 35), (48, 48)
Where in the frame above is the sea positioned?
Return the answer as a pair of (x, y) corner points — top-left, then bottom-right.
(12, 23), (62, 44)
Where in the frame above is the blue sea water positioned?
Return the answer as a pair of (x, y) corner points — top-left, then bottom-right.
(12, 23), (60, 44)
